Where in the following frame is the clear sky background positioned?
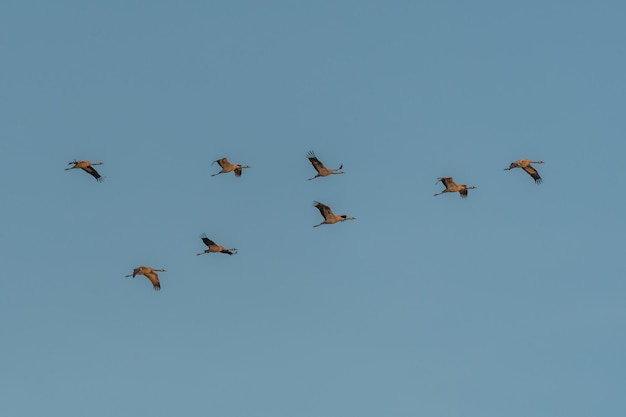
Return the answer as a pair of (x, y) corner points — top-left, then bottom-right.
(1, 1), (625, 416)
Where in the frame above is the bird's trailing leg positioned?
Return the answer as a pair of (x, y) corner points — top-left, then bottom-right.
(65, 161), (78, 171)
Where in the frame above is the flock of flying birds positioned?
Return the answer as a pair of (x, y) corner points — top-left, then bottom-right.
(65, 154), (545, 291)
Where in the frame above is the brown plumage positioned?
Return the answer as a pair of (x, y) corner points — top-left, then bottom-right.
(197, 234), (237, 256)
(211, 157), (251, 177)
(65, 160), (104, 182)
(307, 150), (344, 180)
(125, 266), (166, 291)
(434, 177), (477, 198)
(505, 159), (544, 183)
(313, 201), (356, 227)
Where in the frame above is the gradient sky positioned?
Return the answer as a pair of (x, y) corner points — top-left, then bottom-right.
(2, 1), (625, 416)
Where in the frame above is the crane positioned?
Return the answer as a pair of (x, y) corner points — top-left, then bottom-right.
(313, 201), (356, 227)
(505, 159), (544, 183)
(306, 150), (344, 180)
(197, 234), (237, 256)
(211, 157), (251, 177)
(434, 177), (477, 198)
(125, 266), (166, 291)
(65, 160), (104, 182)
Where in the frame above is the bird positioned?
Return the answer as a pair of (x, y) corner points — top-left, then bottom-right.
(197, 234), (237, 256)
(65, 160), (104, 182)
(434, 177), (477, 198)
(211, 157), (251, 177)
(306, 150), (344, 180)
(313, 201), (356, 227)
(125, 266), (166, 291)
(505, 159), (544, 183)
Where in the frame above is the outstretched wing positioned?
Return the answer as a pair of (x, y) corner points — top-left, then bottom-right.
(201, 234), (217, 247)
(459, 188), (468, 198)
(82, 166), (102, 182)
(307, 151), (326, 173)
(212, 157), (228, 168)
(314, 201), (333, 220)
(234, 166), (243, 177)
(438, 177), (456, 188)
(144, 272), (161, 291)
(522, 165), (542, 183)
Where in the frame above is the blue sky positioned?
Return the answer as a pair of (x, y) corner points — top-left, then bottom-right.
(2, 1), (625, 416)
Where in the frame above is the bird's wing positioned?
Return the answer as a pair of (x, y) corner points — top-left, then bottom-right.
(314, 202), (333, 219)
(522, 165), (542, 183)
(213, 158), (228, 168)
(145, 272), (161, 290)
(220, 249), (234, 255)
(201, 236), (217, 247)
(307, 151), (326, 173)
(439, 177), (455, 187)
(234, 166), (242, 177)
(82, 166), (102, 181)
(459, 188), (468, 198)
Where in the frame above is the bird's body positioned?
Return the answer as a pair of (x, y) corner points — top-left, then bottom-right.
(197, 234), (237, 255)
(211, 157), (251, 177)
(313, 201), (356, 227)
(434, 177), (477, 198)
(505, 159), (544, 183)
(65, 160), (104, 182)
(125, 266), (166, 291)
(307, 150), (344, 180)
